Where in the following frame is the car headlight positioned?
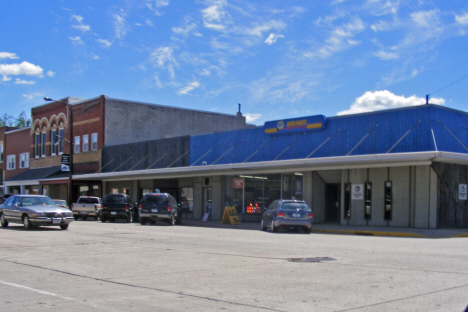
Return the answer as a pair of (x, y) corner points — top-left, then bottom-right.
(32, 212), (46, 218)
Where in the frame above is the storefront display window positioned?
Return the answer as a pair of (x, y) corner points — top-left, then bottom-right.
(180, 187), (193, 212)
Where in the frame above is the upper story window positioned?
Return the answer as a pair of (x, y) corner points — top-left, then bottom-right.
(74, 136), (80, 153)
(0, 144), (3, 162)
(58, 128), (64, 155)
(83, 134), (89, 152)
(91, 133), (98, 151)
(19, 153), (29, 169)
(51, 129), (57, 156)
(41, 132), (47, 157)
(35, 133), (40, 158)
(7, 155), (15, 170)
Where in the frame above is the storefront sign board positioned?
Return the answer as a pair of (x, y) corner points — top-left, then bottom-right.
(459, 184), (467, 200)
(351, 184), (364, 200)
(221, 206), (241, 225)
(233, 178), (244, 188)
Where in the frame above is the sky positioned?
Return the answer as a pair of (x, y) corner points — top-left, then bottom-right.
(1, 0), (468, 126)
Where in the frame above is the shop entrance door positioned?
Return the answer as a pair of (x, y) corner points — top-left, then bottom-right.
(325, 184), (340, 223)
(203, 187), (212, 217)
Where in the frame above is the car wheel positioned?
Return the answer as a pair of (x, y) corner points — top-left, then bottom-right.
(167, 216), (175, 226)
(100, 216), (107, 223)
(149, 220), (156, 225)
(140, 218), (146, 225)
(60, 224), (69, 230)
(127, 214), (133, 223)
(73, 215), (80, 220)
(23, 215), (33, 230)
(304, 227), (311, 234)
(0, 213), (8, 227)
(82, 216), (87, 221)
(109, 218), (115, 222)
(271, 220), (278, 233)
(260, 219), (266, 231)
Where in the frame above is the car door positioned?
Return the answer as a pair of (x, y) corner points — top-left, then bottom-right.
(1, 196), (17, 222)
(263, 201), (277, 226)
(10, 196), (22, 223)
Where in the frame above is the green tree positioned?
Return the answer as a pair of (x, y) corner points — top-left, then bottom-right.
(0, 113), (15, 127)
(15, 111), (29, 128)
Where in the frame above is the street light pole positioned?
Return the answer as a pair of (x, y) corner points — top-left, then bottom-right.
(44, 97), (74, 205)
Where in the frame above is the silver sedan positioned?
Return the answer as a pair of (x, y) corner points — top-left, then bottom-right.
(0, 195), (73, 230)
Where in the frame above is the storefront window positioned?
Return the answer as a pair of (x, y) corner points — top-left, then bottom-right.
(180, 187), (193, 212)
(225, 173), (302, 214)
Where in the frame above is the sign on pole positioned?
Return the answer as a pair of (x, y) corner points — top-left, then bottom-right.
(61, 154), (70, 172)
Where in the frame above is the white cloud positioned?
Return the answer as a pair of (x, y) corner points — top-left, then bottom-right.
(365, 0), (400, 16)
(455, 13), (468, 25)
(97, 39), (112, 48)
(0, 52), (19, 59)
(15, 78), (35, 85)
(72, 24), (91, 32)
(150, 46), (178, 78)
(2, 75), (11, 82)
(155, 0), (170, 7)
(172, 18), (202, 37)
(69, 36), (84, 45)
(0, 61), (43, 77)
(337, 90), (445, 116)
(264, 33), (284, 45)
(305, 17), (365, 58)
(373, 50), (399, 60)
(113, 13), (129, 39)
(245, 113), (262, 123)
(47, 70), (55, 77)
(201, 0), (229, 31)
(178, 80), (200, 95)
(71, 15), (84, 23)
(22, 92), (44, 101)
(411, 10), (440, 28)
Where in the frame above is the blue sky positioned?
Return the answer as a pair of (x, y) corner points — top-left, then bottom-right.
(1, 0), (467, 125)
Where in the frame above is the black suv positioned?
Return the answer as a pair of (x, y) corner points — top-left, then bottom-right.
(139, 193), (181, 225)
(100, 193), (137, 223)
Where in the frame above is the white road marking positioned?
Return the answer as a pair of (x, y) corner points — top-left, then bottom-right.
(0, 279), (125, 311)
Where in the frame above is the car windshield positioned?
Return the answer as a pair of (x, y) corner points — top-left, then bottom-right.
(282, 203), (309, 211)
(103, 195), (125, 203)
(54, 200), (67, 205)
(79, 197), (100, 204)
(19, 197), (57, 207)
(143, 195), (168, 204)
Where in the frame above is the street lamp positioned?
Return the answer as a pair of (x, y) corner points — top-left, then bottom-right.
(44, 97), (74, 205)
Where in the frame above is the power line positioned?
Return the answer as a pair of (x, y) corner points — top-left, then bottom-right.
(428, 73), (468, 96)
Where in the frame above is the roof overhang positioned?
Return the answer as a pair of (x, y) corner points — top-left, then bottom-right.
(3, 180), (40, 187)
(71, 151), (468, 182)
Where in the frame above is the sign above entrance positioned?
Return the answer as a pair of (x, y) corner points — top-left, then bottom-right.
(264, 115), (327, 135)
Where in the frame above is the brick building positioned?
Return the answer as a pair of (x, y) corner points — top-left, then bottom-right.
(1, 95), (250, 204)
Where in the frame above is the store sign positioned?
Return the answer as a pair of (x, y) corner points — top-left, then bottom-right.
(295, 180), (302, 196)
(233, 178), (244, 188)
(264, 115), (327, 135)
(61, 154), (70, 172)
(459, 184), (467, 200)
(351, 184), (364, 200)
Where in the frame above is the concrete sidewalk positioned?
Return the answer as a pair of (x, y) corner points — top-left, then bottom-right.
(181, 219), (468, 238)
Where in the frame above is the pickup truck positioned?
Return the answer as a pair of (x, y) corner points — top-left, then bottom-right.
(100, 193), (137, 223)
(71, 196), (102, 220)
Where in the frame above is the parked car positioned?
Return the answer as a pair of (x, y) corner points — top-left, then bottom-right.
(260, 199), (313, 233)
(71, 196), (102, 220)
(53, 199), (69, 209)
(0, 195), (73, 230)
(1, 194), (12, 204)
(100, 193), (136, 223)
(139, 193), (181, 225)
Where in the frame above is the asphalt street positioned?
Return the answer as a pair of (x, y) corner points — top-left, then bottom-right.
(0, 220), (467, 312)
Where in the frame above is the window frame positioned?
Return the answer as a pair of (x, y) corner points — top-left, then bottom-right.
(19, 152), (29, 169)
(58, 128), (64, 155)
(74, 136), (80, 153)
(51, 129), (57, 156)
(91, 133), (98, 151)
(82, 134), (89, 152)
(35, 133), (40, 158)
(0, 144), (3, 162)
(6, 155), (16, 170)
(41, 131), (47, 157)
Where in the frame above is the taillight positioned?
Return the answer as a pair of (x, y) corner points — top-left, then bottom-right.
(139, 204), (142, 211)
(125, 205), (129, 211)
(71, 204), (74, 210)
(167, 205), (171, 212)
(277, 211), (284, 218)
(309, 212), (313, 219)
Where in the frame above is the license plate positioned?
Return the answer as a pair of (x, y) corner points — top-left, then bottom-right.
(111, 211), (117, 215)
(151, 209), (158, 213)
(52, 218), (61, 224)
(80, 212), (88, 215)
(293, 213), (301, 218)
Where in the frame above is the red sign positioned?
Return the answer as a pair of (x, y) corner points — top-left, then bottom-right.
(233, 178), (244, 188)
